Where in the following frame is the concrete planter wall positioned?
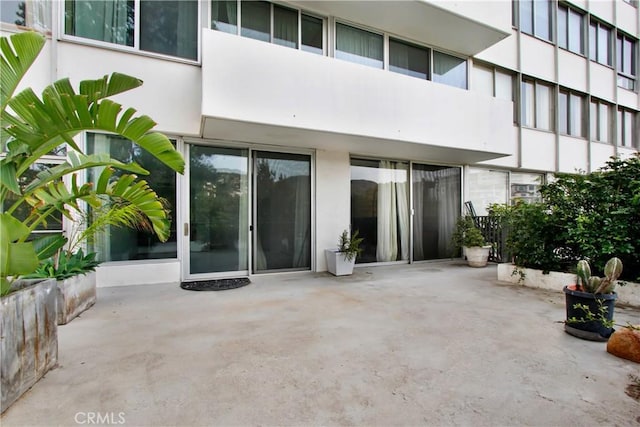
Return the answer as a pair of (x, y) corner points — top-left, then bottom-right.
(497, 263), (640, 308)
(1, 279), (58, 414)
(57, 271), (96, 325)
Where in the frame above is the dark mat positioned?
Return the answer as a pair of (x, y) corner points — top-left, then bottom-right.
(180, 278), (251, 291)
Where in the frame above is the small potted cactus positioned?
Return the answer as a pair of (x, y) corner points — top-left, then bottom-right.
(562, 257), (623, 341)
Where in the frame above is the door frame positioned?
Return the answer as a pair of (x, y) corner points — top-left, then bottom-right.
(181, 139), (315, 281)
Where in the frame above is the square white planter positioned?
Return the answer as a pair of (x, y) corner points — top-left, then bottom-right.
(325, 249), (356, 276)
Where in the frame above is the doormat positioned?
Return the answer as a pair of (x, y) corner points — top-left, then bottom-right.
(180, 278), (251, 291)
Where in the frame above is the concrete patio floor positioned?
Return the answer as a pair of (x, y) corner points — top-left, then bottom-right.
(2, 261), (639, 426)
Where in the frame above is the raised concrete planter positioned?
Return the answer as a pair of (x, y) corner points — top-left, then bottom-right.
(497, 263), (640, 308)
(1, 279), (58, 413)
(57, 271), (96, 325)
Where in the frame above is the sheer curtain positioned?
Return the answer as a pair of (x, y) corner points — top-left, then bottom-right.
(292, 175), (310, 267)
(336, 23), (383, 68)
(274, 5), (298, 48)
(211, 0), (237, 33)
(437, 169), (460, 255)
(376, 161), (409, 262)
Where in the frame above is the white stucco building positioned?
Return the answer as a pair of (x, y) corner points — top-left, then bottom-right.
(2, 0), (638, 286)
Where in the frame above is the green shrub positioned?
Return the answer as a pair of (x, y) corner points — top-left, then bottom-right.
(24, 249), (100, 281)
(494, 154), (640, 281)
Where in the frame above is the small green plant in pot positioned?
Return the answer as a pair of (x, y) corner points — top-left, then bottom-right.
(563, 257), (624, 341)
(452, 215), (491, 267)
(326, 229), (363, 276)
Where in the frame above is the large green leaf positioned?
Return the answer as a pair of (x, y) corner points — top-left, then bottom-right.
(4, 73), (185, 175)
(32, 234), (68, 260)
(0, 213), (39, 279)
(0, 32), (45, 111)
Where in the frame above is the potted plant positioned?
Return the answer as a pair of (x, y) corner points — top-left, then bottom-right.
(452, 215), (492, 267)
(1, 31), (185, 413)
(563, 257), (623, 341)
(325, 229), (363, 276)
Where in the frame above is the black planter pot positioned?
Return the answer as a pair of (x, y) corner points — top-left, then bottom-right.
(563, 286), (617, 342)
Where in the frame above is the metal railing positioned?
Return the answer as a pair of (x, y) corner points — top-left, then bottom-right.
(473, 216), (510, 263)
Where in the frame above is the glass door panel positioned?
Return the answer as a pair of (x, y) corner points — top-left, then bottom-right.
(350, 159), (410, 263)
(412, 164), (461, 261)
(254, 152), (311, 272)
(189, 145), (249, 274)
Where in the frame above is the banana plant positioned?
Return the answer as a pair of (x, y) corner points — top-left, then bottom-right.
(1, 31), (185, 295)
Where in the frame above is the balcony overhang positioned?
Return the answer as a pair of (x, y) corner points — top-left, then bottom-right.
(201, 30), (514, 165)
(201, 117), (510, 164)
(286, 0), (512, 56)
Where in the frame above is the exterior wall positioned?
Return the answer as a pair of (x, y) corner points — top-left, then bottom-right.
(315, 151), (351, 272)
(96, 261), (181, 287)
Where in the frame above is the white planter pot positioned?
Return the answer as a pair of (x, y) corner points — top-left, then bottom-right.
(325, 249), (356, 276)
(464, 245), (492, 268)
(1, 279), (58, 413)
(57, 271), (96, 325)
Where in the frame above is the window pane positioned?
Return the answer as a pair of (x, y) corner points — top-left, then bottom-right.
(511, 172), (543, 204)
(558, 91), (568, 134)
(558, 6), (568, 49)
(598, 103), (609, 142)
(433, 51), (467, 89)
(87, 134), (177, 261)
(336, 23), (383, 69)
(472, 64), (493, 97)
(389, 38), (429, 80)
(241, 0), (270, 42)
(569, 94), (584, 137)
(623, 37), (635, 75)
(589, 22), (597, 60)
(301, 14), (322, 54)
(520, 0), (533, 34)
(617, 109), (623, 145)
(534, 0), (551, 40)
(617, 35), (624, 70)
(536, 83), (552, 130)
(597, 25), (610, 65)
(590, 101), (598, 141)
(568, 10), (583, 54)
(466, 168), (509, 216)
(3, 0), (51, 31)
(211, 0), (237, 34)
(522, 81), (535, 127)
(65, 0), (134, 46)
(273, 5), (297, 49)
(495, 71), (513, 101)
(623, 111), (633, 146)
(140, 0), (198, 60)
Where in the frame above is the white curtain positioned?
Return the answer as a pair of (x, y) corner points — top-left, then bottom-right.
(73, 0), (131, 46)
(437, 169), (460, 255)
(25, 0), (51, 32)
(88, 134), (112, 262)
(376, 161), (409, 262)
(237, 162), (249, 271)
(292, 175), (310, 267)
(413, 177), (425, 260)
(274, 5), (298, 48)
(336, 23), (383, 68)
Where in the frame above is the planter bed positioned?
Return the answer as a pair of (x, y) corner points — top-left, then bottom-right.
(497, 263), (640, 308)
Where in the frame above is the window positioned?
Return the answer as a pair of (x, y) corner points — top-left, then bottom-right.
(1, 0), (51, 31)
(521, 79), (554, 131)
(336, 23), (383, 69)
(389, 38), (429, 80)
(558, 89), (586, 137)
(617, 108), (637, 148)
(622, 0), (637, 7)
(211, 1), (324, 55)
(65, 0), (198, 60)
(590, 99), (611, 143)
(558, 5), (584, 55)
(211, 0), (237, 34)
(617, 33), (637, 90)
(473, 65), (516, 121)
(433, 51), (467, 89)
(518, 0), (552, 41)
(589, 20), (612, 66)
(86, 133), (178, 261)
(510, 172), (543, 204)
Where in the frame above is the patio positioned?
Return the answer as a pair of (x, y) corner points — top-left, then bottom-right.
(2, 262), (638, 426)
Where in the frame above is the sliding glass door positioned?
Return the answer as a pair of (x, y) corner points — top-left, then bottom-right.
(412, 164), (461, 260)
(350, 159), (410, 264)
(189, 145), (249, 275)
(254, 151), (311, 272)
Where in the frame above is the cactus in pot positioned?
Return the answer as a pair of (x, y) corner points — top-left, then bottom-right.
(576, 257), (623, 294)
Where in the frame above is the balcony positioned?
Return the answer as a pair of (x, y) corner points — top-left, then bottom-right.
(201, 30), (514, 164)
(286, 0), (511, 56)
